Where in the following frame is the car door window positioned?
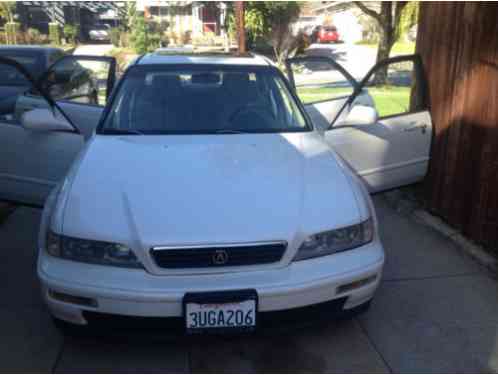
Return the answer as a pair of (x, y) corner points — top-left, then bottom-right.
(323, 55), (432, 193)
(362, 59), (423, 118)
(286, 56), (356, 105)
(39, 58), (112, 106)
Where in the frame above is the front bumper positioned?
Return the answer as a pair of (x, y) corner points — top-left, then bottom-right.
(38, 241), (384, 326)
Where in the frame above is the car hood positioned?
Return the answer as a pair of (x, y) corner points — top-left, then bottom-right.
(60, 133), (363, 252)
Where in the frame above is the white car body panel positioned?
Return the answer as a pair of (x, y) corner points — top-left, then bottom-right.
(325, 111), (433, 193)
(58, 133), (367, 275)
(0, 101), (102, 206)
(0, 52), (434, 327)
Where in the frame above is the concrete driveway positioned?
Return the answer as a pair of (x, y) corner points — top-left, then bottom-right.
(73, 44), (114, 56)
(1, 194), (497, 373)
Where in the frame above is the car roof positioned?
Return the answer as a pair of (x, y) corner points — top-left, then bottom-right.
(136, 50), (273, 67)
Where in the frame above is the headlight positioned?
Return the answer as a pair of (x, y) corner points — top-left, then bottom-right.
(293, 218), (374, 261)
(46, 230), (142, 269)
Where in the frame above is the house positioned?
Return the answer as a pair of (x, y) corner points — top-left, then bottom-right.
(15, 1), (124, 39)
(136, 1), (228, 38)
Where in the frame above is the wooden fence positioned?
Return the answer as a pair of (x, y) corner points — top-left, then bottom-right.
(416, 2), (498, 253)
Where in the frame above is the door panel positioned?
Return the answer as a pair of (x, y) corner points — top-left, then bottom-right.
(326, 111), (432, 192)
(15, 97), (103, 139)
(0, 121), (84, 205)
(0, 56), (112, 206)
(325, 55), (433, 193)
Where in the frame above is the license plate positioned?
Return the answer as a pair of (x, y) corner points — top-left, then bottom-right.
(184, 290), (257, 334)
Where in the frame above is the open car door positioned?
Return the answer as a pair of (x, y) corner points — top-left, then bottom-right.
(0, 55), (116, 206)
(286, 54), (432, 193)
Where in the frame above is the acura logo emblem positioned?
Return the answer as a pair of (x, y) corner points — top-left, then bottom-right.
(212, 249), (229, 265)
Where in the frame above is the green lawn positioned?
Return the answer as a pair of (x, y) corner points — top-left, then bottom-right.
(297, 85), (411, 117)
(296, 86), (354, 103)
(355, 41), (416, 56)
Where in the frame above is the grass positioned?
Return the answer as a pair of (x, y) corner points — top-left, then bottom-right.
(297, 85), (411, 117)
(296, 86), (354, 103)
(355, 41), (416, 56)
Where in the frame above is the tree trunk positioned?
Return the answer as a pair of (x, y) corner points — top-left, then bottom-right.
(374, 25), (395, 84)
(235, 2), (246, 54)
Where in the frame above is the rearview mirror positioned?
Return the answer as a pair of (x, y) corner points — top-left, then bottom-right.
(336, 105), (378, 127)
(21, 108), (74, 133)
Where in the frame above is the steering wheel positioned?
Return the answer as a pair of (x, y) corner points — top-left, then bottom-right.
(228, 104), (276, 129)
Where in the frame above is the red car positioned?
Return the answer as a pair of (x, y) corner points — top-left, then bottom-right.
(312, 25), (340, 44)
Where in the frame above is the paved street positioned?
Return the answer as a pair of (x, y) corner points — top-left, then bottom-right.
(1, 194), (497, 373)
(305, 42), (377, 80)
(73, 44), (114, 56)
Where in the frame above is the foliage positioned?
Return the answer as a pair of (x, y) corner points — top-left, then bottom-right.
(49, 23), (61, 45)
(130, 13), (161, 54)
(227, 2), (302, 62)
(5, 22), (20, 44)
(180, 31), (191, 45)
(107, 47), (137, 73)
(358, 13), (381, 43)
(192, 32), (220, 47)
(353, 1), (410, 83)
(398, 2), (419, 40)
(63, 24), (79, 44)
(110, 27), (121, 47)
(0, 2), (16, 23)
(124, 1), (136, 31)
(25, 28), (47, 44)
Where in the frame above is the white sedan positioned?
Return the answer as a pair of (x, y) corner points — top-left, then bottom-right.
(0, 51), (432, 334)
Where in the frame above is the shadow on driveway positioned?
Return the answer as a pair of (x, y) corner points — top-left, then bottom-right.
(0, 195), (497, 373)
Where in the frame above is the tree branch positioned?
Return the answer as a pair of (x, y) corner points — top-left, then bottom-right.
(394, 1), (408, 27)
(393, 1), (408, 39)
(353, 1), (382, 25)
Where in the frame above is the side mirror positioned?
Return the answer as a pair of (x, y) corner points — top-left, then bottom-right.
(21, 108), (74, 133)
(336, 105), (378, 127)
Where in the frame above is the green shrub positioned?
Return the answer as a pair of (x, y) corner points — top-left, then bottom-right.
(25, 28), (42, 44)
(5, 22), (20, 44)
(160, 34), (170, 47)
(49, 23), (61, 45)
(130, 13), (161, 53)
(180, 31), (191, 45)
(110, 27), (121, 46)
(63, 24), (79, 44)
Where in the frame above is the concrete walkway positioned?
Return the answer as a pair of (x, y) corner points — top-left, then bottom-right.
(1, 195), (497, 373)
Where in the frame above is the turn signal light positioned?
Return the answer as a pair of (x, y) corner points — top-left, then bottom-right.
(337, 274), (377, 294)
(48, 290), (98, 307)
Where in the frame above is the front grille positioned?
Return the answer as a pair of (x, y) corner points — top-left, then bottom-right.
(150, 242), (287, 269)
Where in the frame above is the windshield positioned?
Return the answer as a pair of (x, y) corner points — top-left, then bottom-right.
(100, 65), (310, 135)
(0, 51), (43, 85)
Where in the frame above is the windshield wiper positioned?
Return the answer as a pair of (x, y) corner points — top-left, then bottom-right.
(213, 129), (249, 134)
(100, 128), (143, 135)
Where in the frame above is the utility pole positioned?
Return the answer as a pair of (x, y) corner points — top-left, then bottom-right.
(235, 1), (245, 54)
